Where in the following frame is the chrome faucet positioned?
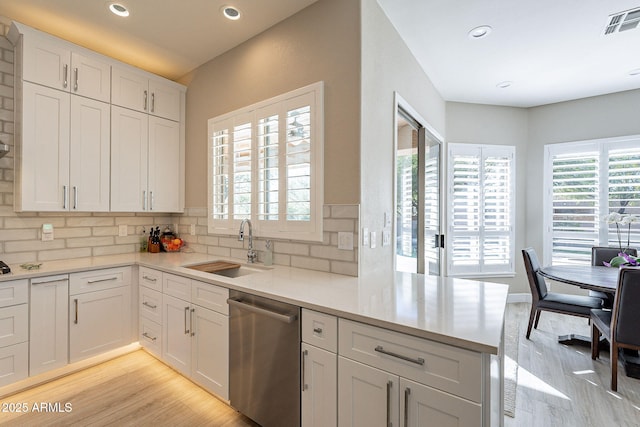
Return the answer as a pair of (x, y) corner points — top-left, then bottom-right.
(238, 219), (257, 263)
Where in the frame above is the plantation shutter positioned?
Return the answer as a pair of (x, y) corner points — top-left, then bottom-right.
(447, 144), (515, 276)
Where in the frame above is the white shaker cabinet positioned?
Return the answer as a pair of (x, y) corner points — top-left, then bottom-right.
(69, 268), (132, 363)
(301, 309), (338, 427)
(112, 66), (182, 121)
(162, 293), (192, 375)
(12, 22), (111, 102)
(16, 81), (110, 212)
(29, 275), (69, 376)
(111, 106), (182, 212)
(0, 279), (29, 386)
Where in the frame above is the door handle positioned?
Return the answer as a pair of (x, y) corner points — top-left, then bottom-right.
(142, 332), (157, 342)
(302, 349), (309, 391)
(74, 67), (78, 91)
(184, 306), (190, 335)
(63, 185), (68, 209)
(227, 298), (297, 323)
(190, 308), (195, 337)
(74, 298), (79, 324)
(142, 301), (157, 309)
(151, 92), (155, 112)
(144, 90), (148, 111)
(404, 387), (411, 427)
(386, 380), (393, 427)
(73, 186), (78, 210)
(63, 64), (68, 88)
(375, 345), (425, 366)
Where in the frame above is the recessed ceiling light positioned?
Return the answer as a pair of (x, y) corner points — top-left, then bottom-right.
(222, 5), (241, 20)
(468, 25), (492, 39)
(109, 3), (129, 17)
(629, 68), (640, 76)
(496, 81), (513, 89)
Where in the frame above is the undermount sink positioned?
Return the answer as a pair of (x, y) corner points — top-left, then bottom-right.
(184, 260), (270, 278)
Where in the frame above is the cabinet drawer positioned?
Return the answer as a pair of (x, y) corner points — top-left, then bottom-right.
(140, 286), (162, 323)
(338, 319), (482, 403)
(139, 267), (162, 291)
(302, 309), (337, 352)
(140, 317), (162, 359)
(163, 273), (191, 301)
(191, 280), (228, 315)
(0, 279), (28, 308)
(0, 342), (28, 387)
(0, 304), (28, 348)
(70, 266), (132, 295)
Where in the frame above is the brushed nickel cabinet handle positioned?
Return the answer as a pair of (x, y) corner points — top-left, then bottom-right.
(142, 275), (157, 282)
(63, 64), (68, 88)
(74, 67), (78, 91)
(74, 298), (79, 324)
(151, 92), (155, 112)
(313, 327), (323, 334)
(63, 185), (68, 209)
(375, 345), (425, 366)
(142, 332), (157, 342)
(87, 276), (118, 284)
(144, 90), (148, 110)
(404, 387), (411, 427)
(73, 186), (78, 209)
(302, 349), (309, 391)
(190, 308), (195, 337)
(184, 306), (190, 335)
(386, 380), (393, 427)
(142, 301), (157, 309)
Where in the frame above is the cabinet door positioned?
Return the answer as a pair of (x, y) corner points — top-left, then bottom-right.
(302, 343), (337, 427)
(0, 305), (28, 348)
(148, 116), (182, 212)
(148, 78), (182, 121)
(70, 52), (111, 102)
(111, 66), (148, 113)
(191, 305), (229, 399)
(19, 82), (70, 211)
(162, 294), (191, 376)
(338, 356), (399, 427)
(69, 286), (131, 363)
(30, 276), (69, 375)
(0, 343), (28, 387)
(110, 106), (148, 212)
(22, 30), (71, 90)
(70, 96), (110, 211)
(400, 378), (482, 427)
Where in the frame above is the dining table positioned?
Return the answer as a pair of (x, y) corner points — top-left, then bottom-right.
(539, 264), (640, 379)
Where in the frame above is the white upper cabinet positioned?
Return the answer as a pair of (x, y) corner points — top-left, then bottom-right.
(16, 22), (111, 102)
(112, 66), (182, 121)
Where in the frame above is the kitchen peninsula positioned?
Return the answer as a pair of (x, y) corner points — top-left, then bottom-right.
(0, 252), (508, 426)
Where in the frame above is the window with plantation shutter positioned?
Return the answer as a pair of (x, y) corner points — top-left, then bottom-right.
(447, 144), (515, 276)
(544, 136), (640, 265)
(207, 82), (324, 241)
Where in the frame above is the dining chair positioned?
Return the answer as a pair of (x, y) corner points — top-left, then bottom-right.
(591, 266), (640, 391)
(522, 248), (604, 339)
(591, 247), (638, 308)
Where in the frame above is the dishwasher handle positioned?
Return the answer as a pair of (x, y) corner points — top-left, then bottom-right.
(227, 298), (297, 324)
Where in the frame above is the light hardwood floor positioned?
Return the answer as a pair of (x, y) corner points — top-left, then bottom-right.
(0, 351), (257, 426)
(1, 304), (639, 426)
(505, 302), (640, 427)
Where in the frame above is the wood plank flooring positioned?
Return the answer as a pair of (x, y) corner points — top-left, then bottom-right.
(504, 302), (640, 427)
(0, 351), (257, 426)
(0, 303), (638, 426)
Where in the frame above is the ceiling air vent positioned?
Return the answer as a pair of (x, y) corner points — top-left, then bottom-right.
(605, 8), (640, 35)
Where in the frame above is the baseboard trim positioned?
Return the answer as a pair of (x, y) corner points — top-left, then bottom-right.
(507, 293), (531, 303)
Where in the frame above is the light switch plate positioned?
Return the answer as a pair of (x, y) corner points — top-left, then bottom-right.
(370, 231), (377, 249)
(118, 224), (128, 237)
(382, 230), (391, 247)
(42, 223), (54, 241)
(362, 227), (369, 246)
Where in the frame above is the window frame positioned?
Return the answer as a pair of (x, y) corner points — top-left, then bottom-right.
(207, 81), (324, 241)
(543, 135), (640, 265)
(446, 143), (516, 277)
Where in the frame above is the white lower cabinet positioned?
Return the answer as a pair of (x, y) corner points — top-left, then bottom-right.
(0, 279), (29, 386)
(29, 275), (69, 375)
(338, 319), (485, 427)
(69, 268), (132, 363)
(142, 270), (228, 400)
(302, 342), (338, 427)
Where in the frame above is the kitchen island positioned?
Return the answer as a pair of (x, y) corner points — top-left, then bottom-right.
(0, 252), (508, 426)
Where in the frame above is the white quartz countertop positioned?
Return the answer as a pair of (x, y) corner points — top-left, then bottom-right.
(0, 252), (508, 354)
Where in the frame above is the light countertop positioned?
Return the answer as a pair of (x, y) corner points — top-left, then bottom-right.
(1, 252), (508, 354)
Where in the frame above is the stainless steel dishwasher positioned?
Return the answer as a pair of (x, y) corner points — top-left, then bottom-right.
(228, 290), (300, 427)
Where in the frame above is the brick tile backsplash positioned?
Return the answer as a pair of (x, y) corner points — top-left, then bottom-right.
(0, 27), (360, 276)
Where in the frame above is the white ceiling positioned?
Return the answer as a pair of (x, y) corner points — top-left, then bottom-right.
(0, 0), (317, 81)
(377, 0), (640, 107)
(1, 1), (639, 107)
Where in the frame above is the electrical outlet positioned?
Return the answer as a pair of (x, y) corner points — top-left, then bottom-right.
(118, 224), (128, 237)
(338, 232), (354, 250)
(42, 223), (54, 242)
(362, 228), (369, 246)
(370, 231), (377, 249)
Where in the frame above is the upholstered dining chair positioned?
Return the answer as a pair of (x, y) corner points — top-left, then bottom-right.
(591, 247), (638, 308)
(522, 248), (604, 339)
(591, 266), (640, 391)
